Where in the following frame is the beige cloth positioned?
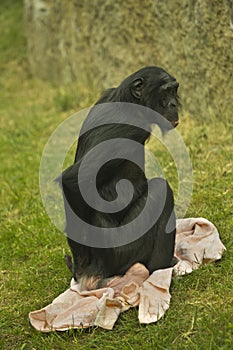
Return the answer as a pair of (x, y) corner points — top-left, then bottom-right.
(29, 218), (226, 331)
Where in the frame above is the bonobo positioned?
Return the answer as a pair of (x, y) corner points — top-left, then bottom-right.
(58, 66), (180, 290)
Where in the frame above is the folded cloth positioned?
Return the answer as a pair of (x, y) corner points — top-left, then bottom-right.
(29, 218), (226, 331)
(174, 217), (226, 275)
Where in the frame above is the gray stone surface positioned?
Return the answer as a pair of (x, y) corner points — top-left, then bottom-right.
(24, 0), (233, 120)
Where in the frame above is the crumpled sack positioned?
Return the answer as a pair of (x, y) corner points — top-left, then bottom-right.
(29, 217), (226, 331)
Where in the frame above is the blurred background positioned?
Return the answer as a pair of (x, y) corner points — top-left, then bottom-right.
(23, 0), (233, 122)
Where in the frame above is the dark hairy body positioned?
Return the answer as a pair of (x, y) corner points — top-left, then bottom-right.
(59, 66), (180, 290)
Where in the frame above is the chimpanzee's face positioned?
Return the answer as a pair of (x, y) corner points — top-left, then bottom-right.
(129, 67), (180, 128)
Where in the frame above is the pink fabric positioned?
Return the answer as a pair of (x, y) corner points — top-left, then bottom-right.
(29, 218), (226, 331)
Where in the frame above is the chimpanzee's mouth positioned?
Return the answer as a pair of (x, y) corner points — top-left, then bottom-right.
(171, 121), (179, 128)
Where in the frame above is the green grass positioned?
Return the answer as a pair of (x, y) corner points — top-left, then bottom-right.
(0, 1), (232, 349)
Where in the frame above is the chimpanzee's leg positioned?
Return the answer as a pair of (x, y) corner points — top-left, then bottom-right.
(102, 177), (176, 276)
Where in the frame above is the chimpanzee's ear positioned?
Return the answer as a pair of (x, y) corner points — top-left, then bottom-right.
(131, 78), (144, 99)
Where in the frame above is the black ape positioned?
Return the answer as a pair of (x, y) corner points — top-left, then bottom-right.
(58, 66), (180, 290)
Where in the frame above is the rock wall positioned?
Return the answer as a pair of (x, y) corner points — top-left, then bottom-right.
(24, 0), (233, 120)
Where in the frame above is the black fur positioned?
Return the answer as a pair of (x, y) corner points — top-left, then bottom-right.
(58, 66), (180, 289)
